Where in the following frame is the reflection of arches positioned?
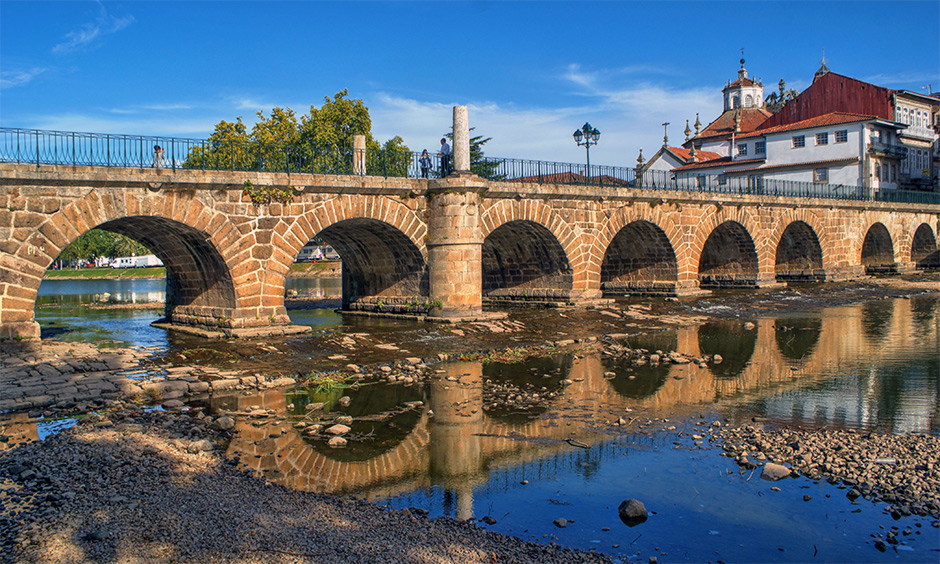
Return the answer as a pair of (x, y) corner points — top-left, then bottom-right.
(482, 220), (572, 301)
(481, 355), (570, 421)
(291, 384), (425, 463)
(699, 321), (757, 378)
(606, 331), (677, 399)
(910, 295), (938, 326)
(861, 223), (895, 273)
(911, 223), (939, 269)
(698, 221), (759, 287)
(314, 219), (428, 309)
(861, 300), (893, 340)
(600, 220), (678, 295)
(775, 221), (824, 282)
(96, 216), (236, 319)
(774, 317), (822, 361)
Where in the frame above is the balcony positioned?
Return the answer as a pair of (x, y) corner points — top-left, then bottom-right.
(869, 141), (908, 159)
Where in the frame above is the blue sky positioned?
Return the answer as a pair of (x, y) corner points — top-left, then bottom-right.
(2, 1), (938, 166)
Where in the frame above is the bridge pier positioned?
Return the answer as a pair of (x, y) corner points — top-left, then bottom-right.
(426, 176), (494, 320)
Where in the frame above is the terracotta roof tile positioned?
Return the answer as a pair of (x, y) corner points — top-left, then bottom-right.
(742, 112), (883, 138)
(695, 108), (772, 140)
(667, 147), (724, 163)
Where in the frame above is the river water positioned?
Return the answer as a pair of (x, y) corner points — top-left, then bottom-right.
(30, 278), (940, 562)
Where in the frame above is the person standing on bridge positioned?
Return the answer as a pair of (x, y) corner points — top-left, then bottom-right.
(152, 145), (164, 169)
(438, 138), (451, 176)
(419, 149), (432, 178)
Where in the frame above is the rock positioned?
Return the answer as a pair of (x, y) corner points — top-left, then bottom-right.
(335, 415), (354, 426)
(337, 396), (351, 407)
(213, 416), (235, 431)
(188, 439), (214, 453)
(618, 499), (648, 527)
(328, 436), (347, 448)
(761, 462), (792, 481)
(305, 402), (326, 412)
(325, 424), (350, 436)
(712, 354), (723, 364)
(162, 399), (185, 409)
(552, 518), (567, 528)
(481, 515), (497, 525)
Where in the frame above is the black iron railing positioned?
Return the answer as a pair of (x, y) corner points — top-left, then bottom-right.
(2, 127), (939, 205)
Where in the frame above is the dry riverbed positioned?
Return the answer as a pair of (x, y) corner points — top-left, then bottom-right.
(2, 274), (940, 563)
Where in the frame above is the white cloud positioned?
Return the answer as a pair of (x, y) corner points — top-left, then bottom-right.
(370, 79), (721, 167)
(0, 67), (47, 89)
(52, 7), (134, 54)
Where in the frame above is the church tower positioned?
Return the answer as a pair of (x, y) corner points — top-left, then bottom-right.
(722, 54), (764, 111)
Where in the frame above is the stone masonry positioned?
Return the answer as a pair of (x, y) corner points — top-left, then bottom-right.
(1, 161), (939, 340)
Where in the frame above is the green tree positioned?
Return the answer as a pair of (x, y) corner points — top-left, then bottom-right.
(185, 118), (251, 170)
(186, 90), (411, 176)
(54, 229), (150, 265)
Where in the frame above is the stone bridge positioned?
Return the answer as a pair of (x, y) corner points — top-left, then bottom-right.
(2, 118), (939, 340)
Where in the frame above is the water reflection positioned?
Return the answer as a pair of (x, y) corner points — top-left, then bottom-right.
(206, 297), (938, 505)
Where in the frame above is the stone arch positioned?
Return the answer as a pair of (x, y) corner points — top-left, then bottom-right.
(594, 206), (686, 294)
(11, 189), (244, 338)
(600, 220), (678, 295)
(861, 222), (895, 273)
(697, 220), (760, 287)
(480, 200), (582, 302)
(911, 223), (939, 269)
(276, 196), (428, 313)
(774, 220), (825, 282)
(482, 220), (572, 302)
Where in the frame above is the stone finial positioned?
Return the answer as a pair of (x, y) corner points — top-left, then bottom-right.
(662, 122), (669, 148)
(684, 120), (691, 142)
(694, 113), (701, 134)
(733, 111), (741, 132)
(690, 143), (697, 160)
(636, 148), (645, 168)
(453, 105), (470, 173)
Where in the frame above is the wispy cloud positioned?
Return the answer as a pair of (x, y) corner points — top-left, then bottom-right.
(863, 71), (939, 89)
(0, 67), (47, 89)
(52, 6), (134, 54)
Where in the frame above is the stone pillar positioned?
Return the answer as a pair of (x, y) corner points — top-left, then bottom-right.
(353, 134), (366, 175)
(453, 105), (470, 173)
(426, 179), (484, 318)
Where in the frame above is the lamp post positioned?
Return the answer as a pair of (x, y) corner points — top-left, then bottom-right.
(573, 122), (600, 181)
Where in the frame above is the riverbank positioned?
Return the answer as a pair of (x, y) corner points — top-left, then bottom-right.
(41, 261), (343, 281)
(3, 274), (940, 563)
(0, 408), (614, 564)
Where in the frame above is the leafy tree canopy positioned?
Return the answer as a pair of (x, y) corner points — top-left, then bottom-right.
(54, 229), (150, 264)
(185, 90), (410, 176)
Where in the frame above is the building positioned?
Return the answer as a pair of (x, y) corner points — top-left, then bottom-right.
(640, 59), (940, 193)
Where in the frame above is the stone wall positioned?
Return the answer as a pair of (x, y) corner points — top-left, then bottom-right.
(1, 163), (938, 339)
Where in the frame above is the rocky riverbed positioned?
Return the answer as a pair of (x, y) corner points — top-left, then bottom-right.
(3, 274), (940, 563)
(0, 407), (616, 564)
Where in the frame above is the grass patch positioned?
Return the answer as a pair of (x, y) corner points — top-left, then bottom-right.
(43, 267), (166, 279)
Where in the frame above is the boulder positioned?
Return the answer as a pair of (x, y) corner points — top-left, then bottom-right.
(761, 462), (792, 481)
(618, 499), (648, 527)
(325, 424), (350, 436)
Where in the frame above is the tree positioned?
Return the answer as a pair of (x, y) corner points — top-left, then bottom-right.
(54, 229), (150, 266)
(186, 90), (411, 176)
(185, 118), (251, 170)
(444, 128), (504, 180)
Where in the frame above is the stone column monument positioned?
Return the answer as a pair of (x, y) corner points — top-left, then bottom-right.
(426, 106), (486, 319)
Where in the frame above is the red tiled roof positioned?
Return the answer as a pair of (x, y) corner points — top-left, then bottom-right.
(724, 76), (759, 90)
(721, 157), (860, 175)
(741, 112), (883, 138)
(695, 107), (772, 140)
(666, 147), (723, 163)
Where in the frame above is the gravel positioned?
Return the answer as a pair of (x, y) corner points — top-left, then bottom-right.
(0, 408), (614, 564)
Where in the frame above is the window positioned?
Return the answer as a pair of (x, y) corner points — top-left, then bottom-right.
(835, 130), (848, 143)
(792, 135), (805, 148)
(737, 143), (748, 156)
(755, 141), (766, 154)
(814, 168), (828, 183)
(875, 162), (882, 180)
(717, 174), (728, 185)
(745, 95), (753, 107)
(816, 132), (829, 145)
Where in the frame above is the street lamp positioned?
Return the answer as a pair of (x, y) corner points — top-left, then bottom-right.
(573, 122), (600, 180)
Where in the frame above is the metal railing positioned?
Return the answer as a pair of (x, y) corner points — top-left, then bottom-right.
(2, 127), (939, 205)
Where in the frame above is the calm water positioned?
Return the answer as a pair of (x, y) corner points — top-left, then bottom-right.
(29, 280), (940, 562)
(34, 277), (343, 346)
